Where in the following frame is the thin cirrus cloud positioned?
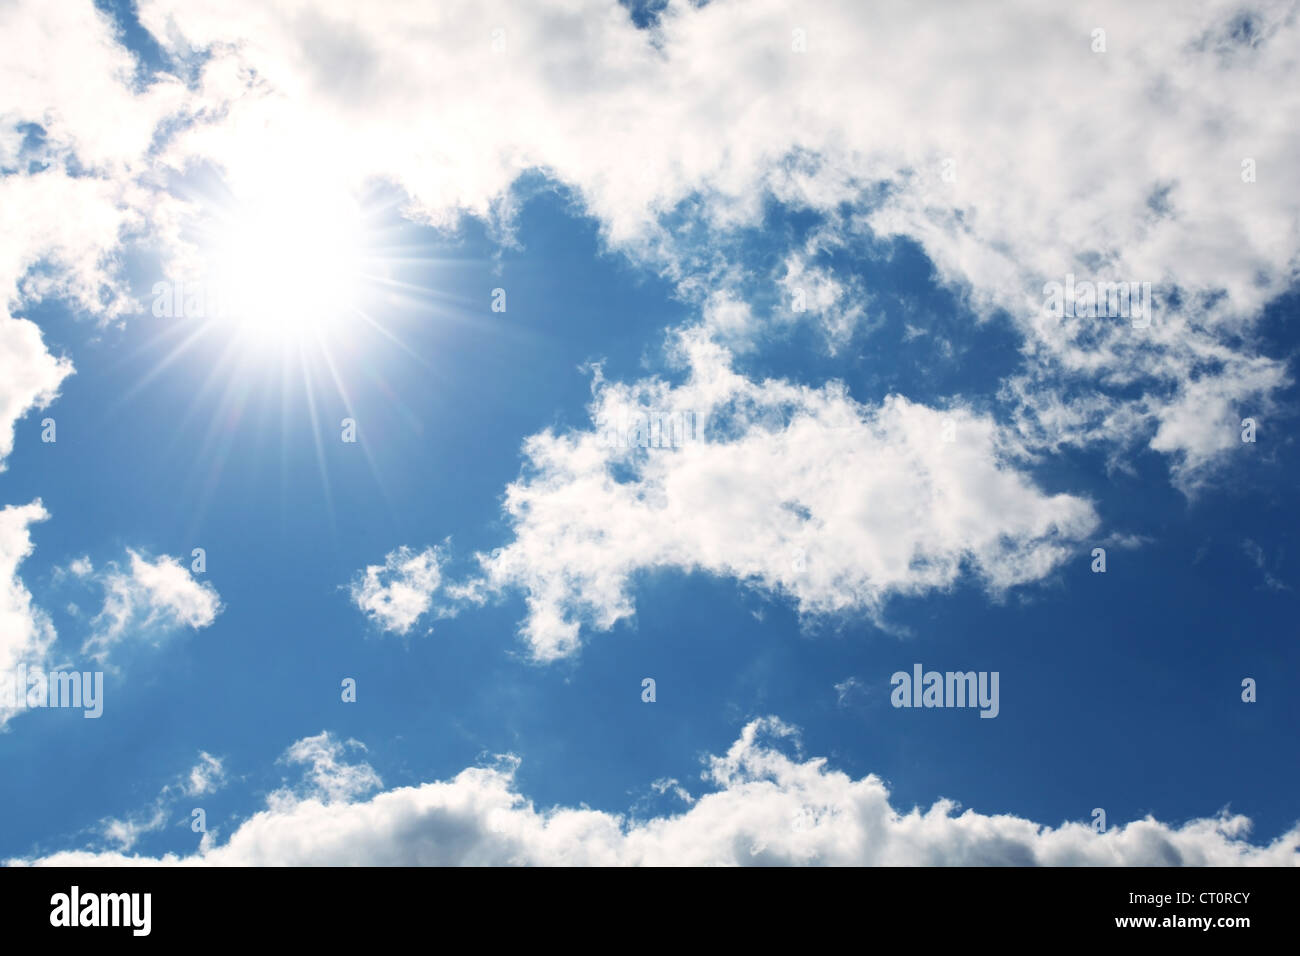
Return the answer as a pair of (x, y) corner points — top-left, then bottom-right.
(12, 722), (1299, 866)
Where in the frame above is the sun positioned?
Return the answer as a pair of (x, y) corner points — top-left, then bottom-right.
(203, 187), (366, 347)
(126, 174), (464, 529)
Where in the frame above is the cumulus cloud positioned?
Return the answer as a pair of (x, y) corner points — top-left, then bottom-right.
(82, 550), (222, 662)
(0, 312), (73, 474)
(0, 0), (190, 469)
(0, 0), (185, 174)
(103, 0), (1298, 492)
(472, 331), (1097, 659)
(2, 0), (1291, 869)
(349, 545), (446, 635)
(13, 720), (1298, 866)
(3, 0), (1293, 488)
(0, 500), (57, 729)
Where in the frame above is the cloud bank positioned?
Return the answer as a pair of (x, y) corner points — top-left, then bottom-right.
(14, 720), (1298, 866)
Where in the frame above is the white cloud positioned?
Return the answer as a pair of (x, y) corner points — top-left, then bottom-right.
(0, 166), (163, 475)
(349, 545), (445, 635)
(649, 777), (695, 807)
(698, 291), (759, 351)
(0, 500), (57, 729)
(65, 556), (94, 578)
(0, 314), (71, 473)
(1, 0), (1292, 489)
(103, 0), (1298, 492)
(185, 751), (228, 797)
(273, 732), (382, 807)
(100, 750), (230, 851)
(13, 720), (1298, 866)
(0, 0), (185, 174)
(473, 331), (1097, 660)
(777, 248), (868, 350)
(83, 549), (222, 661)
(0, 0), (190, 471)
(100, 807), (169, 853)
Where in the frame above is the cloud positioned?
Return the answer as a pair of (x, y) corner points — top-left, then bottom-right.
(104, 0), (1298, 493)
(0, 162), (162, 476)
(834, 677), (868, 708)
(0, 313), (73, 474)
(82, 550), (222, 662)
(1242, 538), (1290, 592)
(0, 0), (190, 470)
(13, 720), (1298, 866)
(273, 733), (382, 807)
(777, 247), (868, 350)
(0, 1), (1292, 490)
(349, 545), (446, 635)
(472, 331), (1097, 660)
(100, 807), (169, 854)
(0, 0), (185, 174)
(99, 751), (230, 851)
(185, 752), (228, 797)
(0, 500), (57, 728)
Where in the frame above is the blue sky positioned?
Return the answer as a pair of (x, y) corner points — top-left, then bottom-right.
(0, 0), (1297, 865)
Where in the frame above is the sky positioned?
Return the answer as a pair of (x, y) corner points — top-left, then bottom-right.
(0, 0), (1297, 866)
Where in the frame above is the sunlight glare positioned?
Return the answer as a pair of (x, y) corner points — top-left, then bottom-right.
(206, 188), (365, 345)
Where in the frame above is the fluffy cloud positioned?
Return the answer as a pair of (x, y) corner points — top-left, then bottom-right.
(0, 0), (189, 470)
(0, 169), (151, 471)
(3, 0), (1292, 487)
(349, 545), (445, 635)
(0, 0), (185, 173)
(82, 550), (222, 661)
(14, 720), (1298, 866)
(0, 316), (70, 474)
(112, 0), (1299, 491)
(0, 500), (56, 728)
(473, 332), (1097, 659)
